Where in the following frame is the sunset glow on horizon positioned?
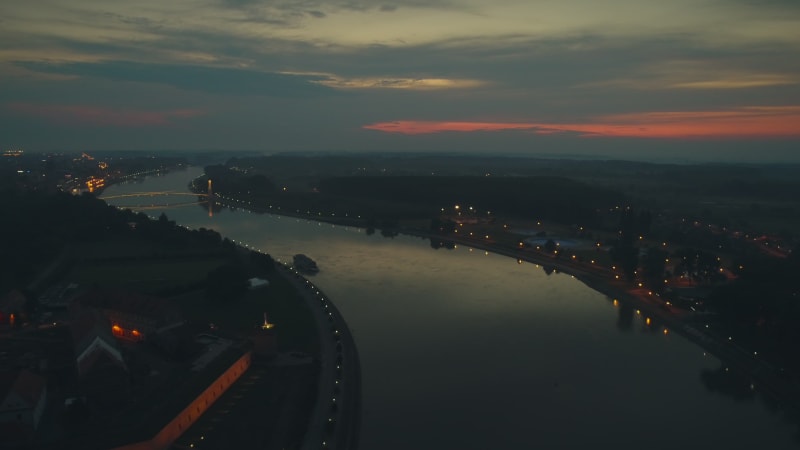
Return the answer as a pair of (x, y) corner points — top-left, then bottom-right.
(1, 0), (799, 159)
(363, 106), (800, 140)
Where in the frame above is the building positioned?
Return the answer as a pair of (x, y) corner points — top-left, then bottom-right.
(0, 369), (48, 444)
(70, 308), (131, 408)
(0, 290), (26, 327)
(73, 289), (184, 342)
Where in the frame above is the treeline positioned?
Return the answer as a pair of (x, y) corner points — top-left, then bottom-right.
(203, 165), (276, 196)
(0, 190), (127, 287)
(319, 175), (625, 225)
(0, 189), (229, 291)
(110, 156), (187, 174)
(706, 249), (800, 371)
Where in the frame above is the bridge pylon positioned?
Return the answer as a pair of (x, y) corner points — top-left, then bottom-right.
(207, 179), (214, 217)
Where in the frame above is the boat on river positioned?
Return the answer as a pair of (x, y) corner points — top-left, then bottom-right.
(293, 254), (319, 274)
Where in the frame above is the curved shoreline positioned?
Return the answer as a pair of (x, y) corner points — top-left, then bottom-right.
(208, 193), (800, 428)
(406, 229), (800, 415)
(277, 263), (361, 450)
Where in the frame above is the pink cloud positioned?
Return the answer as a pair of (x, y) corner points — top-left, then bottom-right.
(363, 106), (800, 139)
(8, 103), (207, 127)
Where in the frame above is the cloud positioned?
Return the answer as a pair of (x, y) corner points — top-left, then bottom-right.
(363, 106), (800, 139)
(217, 0), (456, 13)
(581, 60), (800, 91)
(17, 61), (336, 97)
(297, 73), (487, 90)
(2, 0), (799, 160)
(670, 76), (797, 89)
(7, 103), (206, 127)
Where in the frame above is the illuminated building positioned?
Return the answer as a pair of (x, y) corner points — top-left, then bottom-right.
(0, 290), (26, 327)
(74, 289), (184, 343)
(69, 308), (130, 408)
(86, 176), (105, 193)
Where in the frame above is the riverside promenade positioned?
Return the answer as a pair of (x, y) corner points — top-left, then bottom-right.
(277, 263), (361, 450)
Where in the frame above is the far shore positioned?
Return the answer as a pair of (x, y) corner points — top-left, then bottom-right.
(207, 194), (800, 420)
(406, 228), (800, 415)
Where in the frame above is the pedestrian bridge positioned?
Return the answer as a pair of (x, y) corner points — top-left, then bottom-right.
(102, 191), (211, 210)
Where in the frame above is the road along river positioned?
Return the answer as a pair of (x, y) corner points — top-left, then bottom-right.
(102, 167), (799, 450)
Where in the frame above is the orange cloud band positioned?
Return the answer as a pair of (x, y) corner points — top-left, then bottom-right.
(8, 103), (206, 127)
(363, 106), (800, 139)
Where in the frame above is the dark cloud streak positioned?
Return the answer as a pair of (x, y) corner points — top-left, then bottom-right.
(217, 0), (460, 13)
(18, 61), (338, 98)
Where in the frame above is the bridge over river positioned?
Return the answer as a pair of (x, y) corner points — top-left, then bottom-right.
(101, 190), (211, 211)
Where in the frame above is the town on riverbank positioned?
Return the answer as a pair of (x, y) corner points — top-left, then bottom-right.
(0, 153), (360, 449)
(4, 150), (800, 446)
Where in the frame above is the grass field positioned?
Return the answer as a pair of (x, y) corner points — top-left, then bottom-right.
(68, 257), (227, 294)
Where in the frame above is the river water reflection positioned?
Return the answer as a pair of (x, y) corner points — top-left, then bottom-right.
(102, 167), (798, 449)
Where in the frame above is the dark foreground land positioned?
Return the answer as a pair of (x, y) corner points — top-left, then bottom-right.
(0, 183), (356, 449)
(174, 362), (318, 450)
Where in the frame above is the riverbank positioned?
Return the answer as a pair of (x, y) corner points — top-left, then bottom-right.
(405, 228), (800, 418)
(208, 192), (800, 421)
(97, 164), (800, 447)
(277, 263), (361, 450)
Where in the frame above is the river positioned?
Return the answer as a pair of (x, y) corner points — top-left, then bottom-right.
(102, 167), (798, 449)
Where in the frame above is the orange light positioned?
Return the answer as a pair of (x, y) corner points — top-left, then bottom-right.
(362, 108), (800, 139)
(132, 329), (140, 336)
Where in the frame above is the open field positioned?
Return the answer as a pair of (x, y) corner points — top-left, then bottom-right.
(67, 257), (226, 294)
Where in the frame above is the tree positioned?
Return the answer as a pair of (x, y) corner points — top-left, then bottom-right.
(612, 208), (640, 281)
(205, 263), (249, 302)
(696, 250), (722, 283)
(610, 242), (638, 281)
(674, 248), (721, 284)
(430, 217), (456, 234)
(642, 246), (668, 292)
(674, 248), (697, 282)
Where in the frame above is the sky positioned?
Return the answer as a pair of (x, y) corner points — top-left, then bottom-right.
(1, 0), (799, 162)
